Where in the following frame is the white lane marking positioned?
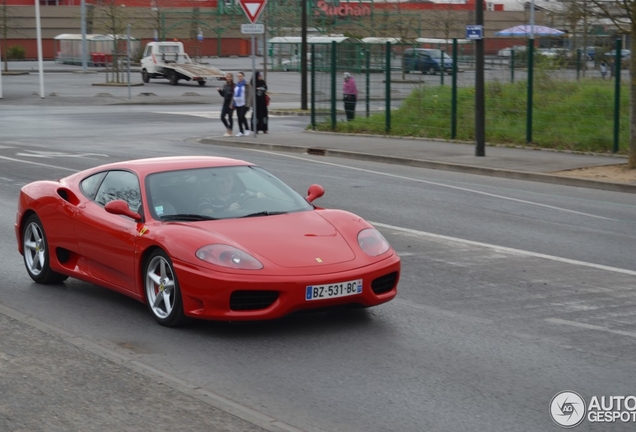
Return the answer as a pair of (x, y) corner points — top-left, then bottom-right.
(546, 318), (636, 339)
(0, 155), (77, 172)
(15, 151), (109, 159)
(245, 150), (618, 221)
(2, 137), (621, 222)
(157, 110), (222, 118)
(371, 221), (636, 277)
(157, 111), (287, 118)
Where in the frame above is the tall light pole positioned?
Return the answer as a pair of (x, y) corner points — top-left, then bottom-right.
(81, 0), (87, 71)
(301, 0), (308, 110)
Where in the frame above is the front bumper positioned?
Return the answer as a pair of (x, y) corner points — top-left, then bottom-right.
(174, 254), (400, 321)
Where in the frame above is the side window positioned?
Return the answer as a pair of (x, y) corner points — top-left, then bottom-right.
(80, 172), (107, 200)
(95, 171), (141, 211)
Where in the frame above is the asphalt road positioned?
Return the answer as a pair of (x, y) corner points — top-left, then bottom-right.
(2, 75), (636, 431)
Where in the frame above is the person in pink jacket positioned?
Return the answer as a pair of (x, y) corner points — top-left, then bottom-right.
(342, 72), (358, 121)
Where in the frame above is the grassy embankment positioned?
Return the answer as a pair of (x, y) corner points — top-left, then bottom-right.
(315, 79), (631, 154)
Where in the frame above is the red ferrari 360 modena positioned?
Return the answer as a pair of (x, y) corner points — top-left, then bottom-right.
(15, 156), (400, 326)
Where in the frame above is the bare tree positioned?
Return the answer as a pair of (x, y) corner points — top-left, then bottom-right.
(0, 1), (25, 72)
(421, 8), (469, 42)
(92, 0), (137, 82)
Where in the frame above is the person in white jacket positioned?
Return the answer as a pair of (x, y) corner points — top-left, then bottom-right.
(233, 71), (252, 136)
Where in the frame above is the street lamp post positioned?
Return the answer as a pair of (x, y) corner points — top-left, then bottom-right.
(301, 0), (308, 110)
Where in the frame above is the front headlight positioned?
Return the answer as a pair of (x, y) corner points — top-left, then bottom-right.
(196, 244), (263, 270)
(357, 228), (390, 257)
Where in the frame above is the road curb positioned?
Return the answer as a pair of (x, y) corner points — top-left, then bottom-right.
(197, 136), (636, 194)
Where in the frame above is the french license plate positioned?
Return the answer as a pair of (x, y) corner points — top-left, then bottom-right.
(305, 279), (362, 301)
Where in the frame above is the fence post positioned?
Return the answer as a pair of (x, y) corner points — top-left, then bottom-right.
(511, 49), (515, 83)
(613, 38), (622, 153)
(576, 49), (581, 80)
(526, 39), (534, 144)
(451, 39), (458, 139)
(366, 49), (370, 118)
(441, 49), (445, 86)
(385, 41), (391, 133)
(331, 41), (337, 130)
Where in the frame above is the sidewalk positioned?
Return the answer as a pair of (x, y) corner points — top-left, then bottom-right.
(200, 128), (636, 194)
(0, 304), (297, 432)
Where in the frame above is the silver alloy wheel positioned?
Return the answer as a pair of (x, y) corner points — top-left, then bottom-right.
(145, 255), (176, 319)
(24, 221), (45, 277)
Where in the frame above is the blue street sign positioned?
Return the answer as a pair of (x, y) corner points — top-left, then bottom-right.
(466, 25), (484, 40)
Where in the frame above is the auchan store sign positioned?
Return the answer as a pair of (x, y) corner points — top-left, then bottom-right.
(315, 0), (371, 16)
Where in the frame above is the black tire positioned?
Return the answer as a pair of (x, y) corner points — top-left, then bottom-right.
(198, 80), (206, 86)
(169, 71), (179, 86)
(428, 67), (436, 75)
(142, 70), (150, 83)
(144, 249), (186, 327)
(22, 214), (68, 284)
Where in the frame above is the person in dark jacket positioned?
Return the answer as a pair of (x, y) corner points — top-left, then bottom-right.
(250, 71), (269, 134)
(217, 72), (235, 137)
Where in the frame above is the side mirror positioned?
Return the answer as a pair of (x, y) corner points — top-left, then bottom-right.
(105, 199), (142, 221)
(305, 184), (325, 203)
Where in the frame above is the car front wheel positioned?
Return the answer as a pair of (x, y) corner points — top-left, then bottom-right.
(142, 70), (150, 83)
(22, 214), (68, 284)
(144, 250), (186, 327)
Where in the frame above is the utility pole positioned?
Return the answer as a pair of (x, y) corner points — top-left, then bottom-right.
(301, 0), (308, 110)
(475, 0), (485, 156)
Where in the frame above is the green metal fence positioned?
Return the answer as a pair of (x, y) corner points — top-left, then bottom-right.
(310, 38), (630, 154)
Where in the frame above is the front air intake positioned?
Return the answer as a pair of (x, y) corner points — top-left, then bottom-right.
(230, 290), (279, 311)
(371, 272), (398, 295)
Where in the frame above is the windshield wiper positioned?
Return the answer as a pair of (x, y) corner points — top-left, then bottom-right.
(240, 211), (288, 218)
(161, 214), (218, 221)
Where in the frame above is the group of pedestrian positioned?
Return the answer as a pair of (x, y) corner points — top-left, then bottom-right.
(217, 70), (268, 137)
(218, 69), (359, 132)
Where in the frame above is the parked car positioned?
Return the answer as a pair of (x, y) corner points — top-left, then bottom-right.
(537, 48), (570, 58)
(497, 45), (526, 57)
(585, 46), (598, 61)
(604, 49), (630, 59)
(15, 156), (401, 327)
(281, 53), (323, 71)
(403, 48), (453, 75)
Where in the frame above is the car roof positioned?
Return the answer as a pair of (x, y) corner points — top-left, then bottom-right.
(91, 156), (253, 177)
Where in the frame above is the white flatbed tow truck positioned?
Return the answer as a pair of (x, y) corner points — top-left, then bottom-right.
(140, 41), (225, 86)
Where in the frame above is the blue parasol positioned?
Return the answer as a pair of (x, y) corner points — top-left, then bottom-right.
(495, 25), (565, 37)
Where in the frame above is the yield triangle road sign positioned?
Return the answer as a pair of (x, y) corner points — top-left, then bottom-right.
(238, 0), (267, 24)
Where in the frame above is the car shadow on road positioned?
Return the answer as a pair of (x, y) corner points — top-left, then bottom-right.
(187, 306), (385, 338)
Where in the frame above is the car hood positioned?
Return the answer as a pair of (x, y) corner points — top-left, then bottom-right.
(189, 211), (357, 268)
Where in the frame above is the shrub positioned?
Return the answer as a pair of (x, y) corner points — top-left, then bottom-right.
(7, 45), (26, 60)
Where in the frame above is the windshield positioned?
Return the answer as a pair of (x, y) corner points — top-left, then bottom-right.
(146, 165), (314, 221)
(425, 49), (452, 60)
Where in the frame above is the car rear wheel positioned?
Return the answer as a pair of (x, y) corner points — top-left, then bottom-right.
(144, 250), (186, 327)
(22, 214), (68, 284)
(198, 80), (206, 86)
